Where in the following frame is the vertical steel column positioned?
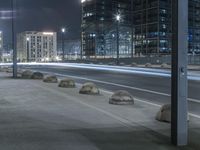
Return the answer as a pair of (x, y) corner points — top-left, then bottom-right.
(80, 32), (83, 60)
(12, 0), (17, 78)
(171, 0), (188, 146)
(131, 0), (134, 58)
(80, 1), (83, 60)
(27, 40), (29, 62)
(116, 21), (119, 65)
(62, 33), (65, 61)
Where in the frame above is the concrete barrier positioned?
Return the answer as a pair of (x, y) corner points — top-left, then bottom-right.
(156, 104), (190, 123)
(131, 62), (138, 67)
(155, 104), (171, 123)
(21, 70), (33, 79)
(108, 62), (115, 66)
(43, 75), (58, 83)
(79, 82), (100, 95)
(145, 63), (152, 67)
(119, 62), (125, 66)
(161, 63), (169, 69)
(6, 68), (13, 73)
(109, 90), (134, 105)
(31, 72), (44, 80)
(58, 79), (76, 88)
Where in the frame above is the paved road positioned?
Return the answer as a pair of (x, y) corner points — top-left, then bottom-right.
(2, 73), (200, 150)
(23, 65), (200, 115)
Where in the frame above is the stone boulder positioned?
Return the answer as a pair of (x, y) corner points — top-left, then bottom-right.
(58, 79), (76, 88)
(119, 62), (126, 66)
(131, 62), (137, 67)
(6, 68), (13, 73)
(161, 63), (169, 68)
(31, 72), (44, 80)
(109, 90), (134, 105)
(17, 69), (24, 75)
(108, 62), (115, 66)
(43, 75), (58, 83)
(79, 82), (100, 95)
(156, 104), (171, 123)
(21, 70), (33, 79)
(0, 67), (9, 72)
(145, 63), (152, 67)
(156, 104), (189, 123)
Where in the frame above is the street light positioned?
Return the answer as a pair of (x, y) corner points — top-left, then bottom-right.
(12, 0), (17, 78)
(116, 14), (121, 22)
(61, 27), (66, 61)
(26, 37), (30, 62)
(61, 28), (66, 33)
(115, 14), (121, 65)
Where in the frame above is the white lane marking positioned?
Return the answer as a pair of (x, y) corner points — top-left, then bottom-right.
(39, 71), (170, 96)
(101, 89), (200, 120)
(101, 89), (162, 107)
(188, 98), (200, 104)
(34, 82), (135, 128)
(36, 70), (200, 104)
(189, 113), (200, 119)
(33, 69), (200, 120)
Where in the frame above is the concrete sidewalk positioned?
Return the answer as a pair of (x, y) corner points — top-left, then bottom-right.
(0, 72), (200, 150)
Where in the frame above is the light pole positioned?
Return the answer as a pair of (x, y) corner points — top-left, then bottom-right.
(12, 0), (17, 78)
(26, 37), (30, 62)
(116, 14), (120, 65)
(131, 0), (134, 58)
(80, 0), (84, 60)
(61, 28), (66, 62)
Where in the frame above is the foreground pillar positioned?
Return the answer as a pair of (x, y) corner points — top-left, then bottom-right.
(171, 0), (188, 146)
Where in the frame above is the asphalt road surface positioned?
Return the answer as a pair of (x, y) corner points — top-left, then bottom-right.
(23, 65), (200, 116)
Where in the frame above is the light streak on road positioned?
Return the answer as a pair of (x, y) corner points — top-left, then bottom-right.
(1, 62), (200, 81)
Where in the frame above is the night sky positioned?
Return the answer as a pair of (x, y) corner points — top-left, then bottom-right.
(0, 0), (81, 47)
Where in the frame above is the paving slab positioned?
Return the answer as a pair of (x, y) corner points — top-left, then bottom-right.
(0, 72), (200, 150)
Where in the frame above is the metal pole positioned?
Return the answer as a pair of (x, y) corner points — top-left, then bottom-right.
(80, 2), (83, 60)
(116, 21), (119, 65)
(131, 0), (134, 58)
(62, 33), (65, 61)
(12, 0), (17, 78)
(27, 40), (29, 62)
(80, 32), (83, 60)
(171, 0), (188, 146)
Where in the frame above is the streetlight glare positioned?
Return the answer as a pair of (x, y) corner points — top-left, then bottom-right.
(116, 14), (121, 21)
(61, 28), (66, 33)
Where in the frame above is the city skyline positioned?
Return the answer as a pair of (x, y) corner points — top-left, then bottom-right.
(0, 0), (81, 47)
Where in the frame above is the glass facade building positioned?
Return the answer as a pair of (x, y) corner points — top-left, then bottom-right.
(81, 0), (200, 58)
(133, 0), (171, 56)
(81, 0), (132, 58)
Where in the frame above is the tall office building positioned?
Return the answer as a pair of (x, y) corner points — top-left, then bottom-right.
(81, 0), (132, 58)
(17, 31), (57, 62)
(133, 0), (172, 56)
(81, 0), (200, 58)
(133, 0), (200, 55)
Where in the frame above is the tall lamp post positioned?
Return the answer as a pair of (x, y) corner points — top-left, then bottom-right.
(26, 37), (30, 62)
(116, 14), (120, 65)
(61, 28), (66, 62)
(12, 0), (17, 78)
